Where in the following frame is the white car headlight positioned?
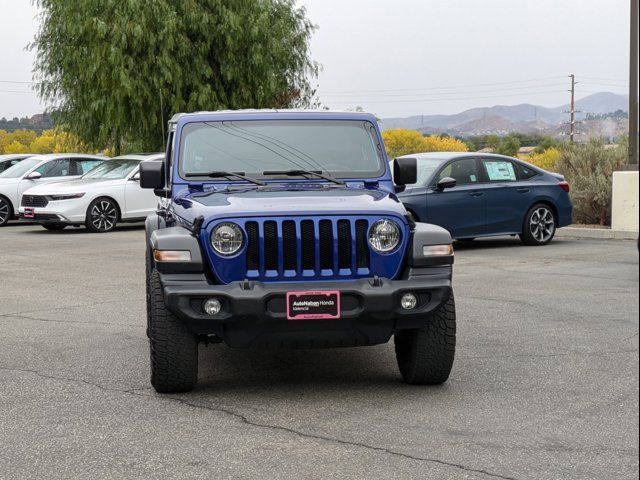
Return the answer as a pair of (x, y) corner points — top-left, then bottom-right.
(47, 193), (85, 201)
(368, 219), (401, 253)
(211, 222), (244, 256)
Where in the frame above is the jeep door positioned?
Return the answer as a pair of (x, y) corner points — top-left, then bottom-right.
(425, 157), (486, 239)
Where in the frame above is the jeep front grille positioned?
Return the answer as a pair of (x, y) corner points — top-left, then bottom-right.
(244, 218), (370, 279)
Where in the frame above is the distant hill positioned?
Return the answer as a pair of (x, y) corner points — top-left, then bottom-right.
(0, 113), (54, 134)
(380, 92), (629, 137)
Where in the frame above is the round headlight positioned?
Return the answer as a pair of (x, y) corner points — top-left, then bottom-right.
(368, 219), (400, 253)
(211, 222), (244, 256)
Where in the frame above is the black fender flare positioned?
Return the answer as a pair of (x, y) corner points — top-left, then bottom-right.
(148, 223), (204, 273)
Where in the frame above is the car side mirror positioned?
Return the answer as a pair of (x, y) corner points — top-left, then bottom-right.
(393, 158), (417, 193)
(25, 171), (42, 180)
(139, 161), (165, 189)
(436, 177), (457, 191)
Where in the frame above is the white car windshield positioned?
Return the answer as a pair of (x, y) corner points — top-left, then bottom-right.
(0, 158), (40, 178)
(83, 159), (140, 179)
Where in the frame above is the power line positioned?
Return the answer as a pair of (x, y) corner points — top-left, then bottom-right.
(322, 82), (567, 98)
(321, 89), (564, 105)
(318, 76), (566, 94)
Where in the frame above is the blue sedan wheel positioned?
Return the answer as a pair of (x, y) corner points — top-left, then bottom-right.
(520, 204), (556, 246)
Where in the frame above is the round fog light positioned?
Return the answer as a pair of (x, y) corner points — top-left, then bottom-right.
(203, 298), (222, 316)
(400, 293), (418, 310)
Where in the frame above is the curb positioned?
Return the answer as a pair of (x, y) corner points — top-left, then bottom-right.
(556, 227), (638, 240)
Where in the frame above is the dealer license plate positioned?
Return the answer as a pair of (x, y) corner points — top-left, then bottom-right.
(23, 208), (35, 219)
(286, 290), (341, 320)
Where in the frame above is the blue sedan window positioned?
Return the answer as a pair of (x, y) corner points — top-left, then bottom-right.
(484, 160), (517, 182)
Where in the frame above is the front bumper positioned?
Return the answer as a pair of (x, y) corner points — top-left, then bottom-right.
(18, 200), (88, 224)
(160, 270), (452, 348)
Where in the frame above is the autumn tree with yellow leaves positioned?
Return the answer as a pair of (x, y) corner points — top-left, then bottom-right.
(381, 129), (469, 159)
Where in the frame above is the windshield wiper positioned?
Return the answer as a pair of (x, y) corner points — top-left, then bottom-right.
(262, 169), (345, 185)
(184, 171), (265, 186)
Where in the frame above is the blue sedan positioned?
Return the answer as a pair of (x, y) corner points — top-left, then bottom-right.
(395, 152), (573, 245)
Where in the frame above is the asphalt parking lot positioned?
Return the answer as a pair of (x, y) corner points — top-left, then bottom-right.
(0, 223), (637, 480)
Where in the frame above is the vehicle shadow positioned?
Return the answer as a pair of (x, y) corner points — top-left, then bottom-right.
(17, 223), (146, 235)
(192, 343), (444, 394)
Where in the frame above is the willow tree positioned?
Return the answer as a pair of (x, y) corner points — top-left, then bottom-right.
(31, 0), (318, 154)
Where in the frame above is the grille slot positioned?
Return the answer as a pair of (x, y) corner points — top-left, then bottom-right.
(300, 220), (315, 270)
(245, 222), (259, 270)
(355, 220), (370, 269)
(263, 221), (278, 271)
(319, 220), (333, 270)
(282, 220), (297, 271)
(21, 195), (49, 208)
(337, 220), (352, 269)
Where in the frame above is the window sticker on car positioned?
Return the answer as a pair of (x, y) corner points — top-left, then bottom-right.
(470, 174), (477, 182)
(485, 161), (516, 181)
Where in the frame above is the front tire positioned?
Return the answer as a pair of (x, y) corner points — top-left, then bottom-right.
(85, 198), (119, 233)
(0, 196), (13, 227)
(148, 269), (198, 393)
(520, 203), (556, 246)
(394, 294), (456, 385)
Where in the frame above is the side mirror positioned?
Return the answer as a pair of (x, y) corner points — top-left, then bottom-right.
(139, 161), (165, 189)
(26, 171), (42, 180)
(393, 158), (417, 191)
(436, 176), (457, 191)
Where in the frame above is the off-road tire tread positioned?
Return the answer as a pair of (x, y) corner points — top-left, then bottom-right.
(149, 269), (198, 393)
(394, 294), (456, 385)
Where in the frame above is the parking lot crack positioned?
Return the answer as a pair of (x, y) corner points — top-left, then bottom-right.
(127, 390), (520, 480)
(0, 312), (142, 328)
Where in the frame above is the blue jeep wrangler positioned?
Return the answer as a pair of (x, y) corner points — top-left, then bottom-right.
(140, 110), (456, 393)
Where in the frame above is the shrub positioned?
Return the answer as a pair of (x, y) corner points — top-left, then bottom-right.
(555, 140), (627, 225)
(382, 129), (468, 158)
(526, 147), (561, 172)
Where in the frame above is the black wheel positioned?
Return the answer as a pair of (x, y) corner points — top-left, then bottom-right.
(85, 198), (119, 233)
(148, 269), (198, 393)
(42, 223), (66, 231)
(0, 196), (13, 227)
(520, 203), (556, 246)
(394, 294), (456, 385)
(145, 248), (152, 338)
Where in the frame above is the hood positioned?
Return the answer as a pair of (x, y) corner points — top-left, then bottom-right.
(22, 178), (124, 195)
(173, 185), (408, 225)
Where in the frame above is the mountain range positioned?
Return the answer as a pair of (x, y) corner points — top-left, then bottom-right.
(379, 92), (629, 137)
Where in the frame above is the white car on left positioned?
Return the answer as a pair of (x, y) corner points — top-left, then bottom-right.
(0, 153), (107, 227)
(18, 153), (164, 232)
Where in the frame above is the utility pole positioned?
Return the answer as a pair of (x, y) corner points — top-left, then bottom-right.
(568, 74), (577, 142)
(629, 0), (638, 165)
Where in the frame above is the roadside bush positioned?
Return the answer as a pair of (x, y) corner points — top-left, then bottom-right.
(555, 140), (627, 225)
(0, 128), (90, 154)
(526, 147), (561, 171)
(382, 129), (468, 158)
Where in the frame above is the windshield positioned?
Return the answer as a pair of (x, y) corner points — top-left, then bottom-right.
(0, 158), (41, 178)
(179, 120), (384, 179)
(83, 159), (140, 179)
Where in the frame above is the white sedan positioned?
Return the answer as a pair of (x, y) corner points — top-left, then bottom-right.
(18, 153), (163, 232)
(0, 153), (107, 227)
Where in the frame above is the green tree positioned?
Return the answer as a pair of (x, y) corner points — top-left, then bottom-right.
(495, 135), (521, 157)
(32, 0), (318, 154)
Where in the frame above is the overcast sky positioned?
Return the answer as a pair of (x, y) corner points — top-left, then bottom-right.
(0, 0), (631, 119)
